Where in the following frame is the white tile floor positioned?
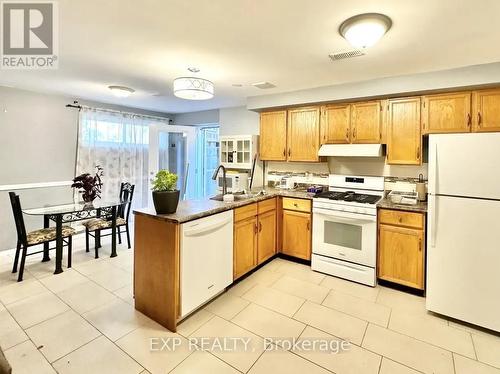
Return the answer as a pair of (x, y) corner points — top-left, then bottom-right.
(0, 235), (499, 374)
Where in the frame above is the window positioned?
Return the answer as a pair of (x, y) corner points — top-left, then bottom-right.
(195, 127), (219, 198)
(80, 118), (149, 146)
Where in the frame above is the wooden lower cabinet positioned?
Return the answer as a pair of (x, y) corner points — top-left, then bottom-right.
(233, 216), (258, 280)
(257, 209), (276, 264)
(233, 200), (277, 280)
(377, 209), (425, 290)
(282, 210), (311, 260)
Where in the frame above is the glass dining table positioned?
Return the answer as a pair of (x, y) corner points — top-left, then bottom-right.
(23, 199), (126, 274)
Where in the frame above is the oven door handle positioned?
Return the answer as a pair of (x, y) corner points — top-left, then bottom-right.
(313, 207), (377, 222)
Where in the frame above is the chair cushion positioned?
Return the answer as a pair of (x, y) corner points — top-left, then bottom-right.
(82, 217), (127, 232)
(27, 226), (76, 245)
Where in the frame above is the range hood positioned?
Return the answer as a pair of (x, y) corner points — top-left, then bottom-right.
(318, 144), (385, 157)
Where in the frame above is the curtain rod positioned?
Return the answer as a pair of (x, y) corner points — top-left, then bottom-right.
(65, 101), (172, 123)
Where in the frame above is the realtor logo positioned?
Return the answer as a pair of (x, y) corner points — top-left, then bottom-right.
(1, 1), (58, 69)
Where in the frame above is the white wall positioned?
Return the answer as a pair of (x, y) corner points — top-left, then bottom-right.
(328, 158), (428, 179)
(219, 106), (259, 136)
(0, 86), (171, 251)
(173, 109), (219, 126)
(247, 62), (500, 110)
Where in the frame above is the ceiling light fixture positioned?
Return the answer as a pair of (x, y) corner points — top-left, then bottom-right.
(173, 77), (214, 100)
(108, 85), (135, 98)
(339, 13), (392, 48)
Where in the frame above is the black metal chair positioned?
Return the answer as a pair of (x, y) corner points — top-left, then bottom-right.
(9, 192), (75, 282)
(82, 182), (135, 258)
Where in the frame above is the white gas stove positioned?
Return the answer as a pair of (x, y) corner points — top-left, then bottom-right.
(311, 175), (384, 287)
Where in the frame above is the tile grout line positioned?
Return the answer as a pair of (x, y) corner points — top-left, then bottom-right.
(453, 352), (500, 372)
(469, 331), (478, 361)
(360, 321), (369, 347)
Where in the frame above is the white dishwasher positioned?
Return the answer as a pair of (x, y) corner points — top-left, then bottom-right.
(180, 210), (233, 317)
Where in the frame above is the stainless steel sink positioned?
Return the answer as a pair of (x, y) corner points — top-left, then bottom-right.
(210, 194), (257, 202)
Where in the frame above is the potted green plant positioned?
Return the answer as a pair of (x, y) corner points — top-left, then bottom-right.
(151, 170), (179, 214)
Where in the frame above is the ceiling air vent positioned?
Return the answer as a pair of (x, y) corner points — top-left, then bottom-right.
(252, 82), (276, 89)
(329, 49), (365, 61)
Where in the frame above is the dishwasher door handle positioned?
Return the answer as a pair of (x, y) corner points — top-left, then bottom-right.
(184, 217), (232, 237)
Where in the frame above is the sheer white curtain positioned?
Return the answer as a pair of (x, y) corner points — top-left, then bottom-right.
(75, 108), (153, 210)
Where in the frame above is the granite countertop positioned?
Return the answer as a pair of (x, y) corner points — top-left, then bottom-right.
(134, 188), (314, 223)
(377, 197), (428, 213)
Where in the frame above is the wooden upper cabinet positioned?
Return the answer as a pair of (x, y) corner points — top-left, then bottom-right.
(386, 97), (422, 165)
(321, 104), (351, 144)
(351, 101), (382, 143)
(259, 111), (287, 161)
(472, 89), (500, 132)
(287, 107), (321, 162)
(422, 92), (472, 134)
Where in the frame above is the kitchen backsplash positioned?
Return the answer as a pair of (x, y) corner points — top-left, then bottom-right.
(328, 157), (428, 179)
(265, 158), (428, 180)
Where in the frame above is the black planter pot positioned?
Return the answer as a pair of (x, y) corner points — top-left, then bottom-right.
(152, 190), (180, 214)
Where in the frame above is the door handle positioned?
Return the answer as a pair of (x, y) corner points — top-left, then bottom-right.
(307, 220), (310, 231)
(254, 223), (258, 234)
(418, 238), (422, 252)
(345, 128), (349, 141)
(416, 146), (420, 160)
(477, 112), (482, 127)
(259, 222), (262, 232)
(288, 148), (291, 157)
(467, 113), (472, 129)
(283, 148), (286, 157)
(352, 127), (356, 140)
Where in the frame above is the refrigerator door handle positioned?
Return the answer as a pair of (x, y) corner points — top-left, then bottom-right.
(431, 142), (438, 194)
(430, 194), (438, 248)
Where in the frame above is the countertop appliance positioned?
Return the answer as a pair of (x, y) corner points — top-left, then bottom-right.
(279, 176), (296, 190)
(217, 171), (248, 193)
(180, 210), (233, 317)
(427, 133), (500, 333)
(311, 175), (384, 286)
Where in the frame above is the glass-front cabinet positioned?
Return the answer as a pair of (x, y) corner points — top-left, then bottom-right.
(220, 135), (259, 169)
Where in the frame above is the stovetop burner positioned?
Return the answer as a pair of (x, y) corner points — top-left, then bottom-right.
(314, 190), (381, 204)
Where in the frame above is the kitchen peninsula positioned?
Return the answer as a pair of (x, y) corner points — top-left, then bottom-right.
(133, 190), (313, 332)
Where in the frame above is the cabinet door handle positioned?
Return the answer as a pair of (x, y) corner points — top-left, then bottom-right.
(288, 148), (291, 157)
(416, 146), (420, 160)
(259, 222), (262, 232)
(254, 223), (258, 234)
(477, 112), (482, 127)
(307, 221), (310, 231)
(467, 113), (472, 129)
(345, 128), (349, 142)
(352, 127), (356, 140)
(418, 238), (422, 252)
(283, 148), (286, 157)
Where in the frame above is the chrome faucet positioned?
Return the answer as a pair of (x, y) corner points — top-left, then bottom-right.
(212, 164), (227, 196)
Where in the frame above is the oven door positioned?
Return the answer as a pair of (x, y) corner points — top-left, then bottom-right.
(312, 207), (376, 267)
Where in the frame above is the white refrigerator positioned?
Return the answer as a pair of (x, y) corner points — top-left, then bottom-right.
(427, 133), (500, 332)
